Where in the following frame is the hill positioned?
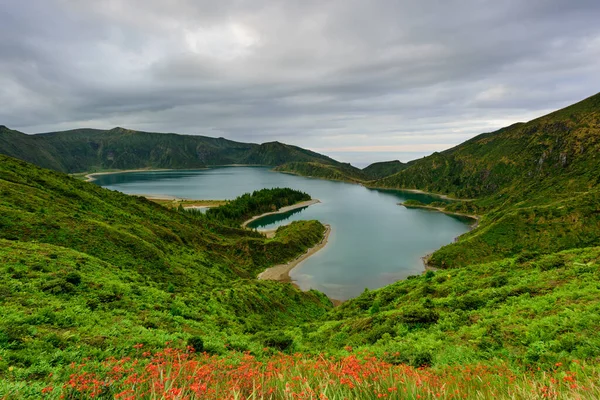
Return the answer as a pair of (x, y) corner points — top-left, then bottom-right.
(374, 93), (600, 198)
(362, 159), (409, 179)
(241, 141), (340, 166)
(369, 92), (600, 268)
(274, 161), (369, 182)
(0, 126), (343, 173)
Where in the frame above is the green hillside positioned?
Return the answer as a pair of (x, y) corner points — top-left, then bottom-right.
(274, 161), (369, 182)
(374, 93), (600, 198)
(362, 159), (408, 179)
(0, 154), (331, 388)
(0, 127), (342, 173)
(0, 126), (66, 172)
(241, 141), (340, 166)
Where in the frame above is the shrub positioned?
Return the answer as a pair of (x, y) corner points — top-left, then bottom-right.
(187, 336), (204, 352)
(40, 279), (75, 294)
(399, 305), (439, 325)
(263, 332), (294, 351)
(65, 271), (82, 285)
(535, 256), (565, 271)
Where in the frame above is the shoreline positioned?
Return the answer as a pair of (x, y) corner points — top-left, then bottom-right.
(406, 203), (480, 271)
(399, 202), (479, 227)
(81, 166), (470, 204)
(392, 188), (470, 201)
(258, 224), (331, 282)
(81, 165), (271, 183)
(241, 199), (321, 228)
(84, 168), (174, 182)
(87, 166), (478, 293)
(369, 185), (472, 202)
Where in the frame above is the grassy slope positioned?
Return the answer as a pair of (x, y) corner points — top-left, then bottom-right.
(0, 126), (66, 172)
(374, 92), (600, 198)
(0, 154), (331, 385)
(0, 127), (343, 173)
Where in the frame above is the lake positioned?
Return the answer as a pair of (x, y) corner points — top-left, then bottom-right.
(94, 167), (471, 300)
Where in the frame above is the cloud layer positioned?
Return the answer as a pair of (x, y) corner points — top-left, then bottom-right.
(1, 0), (599, 165)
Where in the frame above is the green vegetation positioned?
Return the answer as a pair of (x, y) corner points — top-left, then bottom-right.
(0, 126), (343, 173)
(205, 187), (310, 226)
(0, 154), (331, 394)
(362, 159), (408, 179)
(275, 161), (369, 182)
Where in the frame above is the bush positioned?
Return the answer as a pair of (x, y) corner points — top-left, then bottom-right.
(535, 256), (565, 271)
(263, 332), (294, 351)
(399, 306), (439, 325)
(187, 336), (204, 352)
(40, 279), (75, 294)
(65, 271), (82, 285)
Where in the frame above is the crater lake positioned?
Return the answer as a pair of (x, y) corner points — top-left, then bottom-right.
(94, 167), (471, 300)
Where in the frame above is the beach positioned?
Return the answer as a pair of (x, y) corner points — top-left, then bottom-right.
(84, 168), (173, 182)
(258, 224), (331, 282)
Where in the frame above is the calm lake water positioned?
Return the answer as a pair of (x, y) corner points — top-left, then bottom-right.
(94, 167), (471, 300)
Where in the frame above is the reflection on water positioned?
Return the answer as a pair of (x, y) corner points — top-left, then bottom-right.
(94, 167), (470, 300)
(248, 206), (308, 229)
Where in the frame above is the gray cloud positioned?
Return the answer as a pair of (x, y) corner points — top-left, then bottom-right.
(1, 0), (599, 164)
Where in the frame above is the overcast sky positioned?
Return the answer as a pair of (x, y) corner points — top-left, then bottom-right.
(1, 1), (599, 166)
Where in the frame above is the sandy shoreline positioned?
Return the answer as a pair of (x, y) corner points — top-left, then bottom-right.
(84, 168), (174, 182)
(258, 224), (331, 282)
(82, 165), (272, 183)
(242, 199), (321, 228)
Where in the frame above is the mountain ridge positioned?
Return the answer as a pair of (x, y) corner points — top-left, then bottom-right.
(0, 126), (344, 173)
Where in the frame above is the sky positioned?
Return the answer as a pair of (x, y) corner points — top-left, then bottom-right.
(1, 1), (600, 166)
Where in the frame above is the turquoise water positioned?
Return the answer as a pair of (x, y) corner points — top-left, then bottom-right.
(94, 167), (471, 300)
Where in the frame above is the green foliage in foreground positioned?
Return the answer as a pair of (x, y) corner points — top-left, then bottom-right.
(300, 246), (600, 369)
(205, 187), (310, 226)
(0, 238), (330, 385)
